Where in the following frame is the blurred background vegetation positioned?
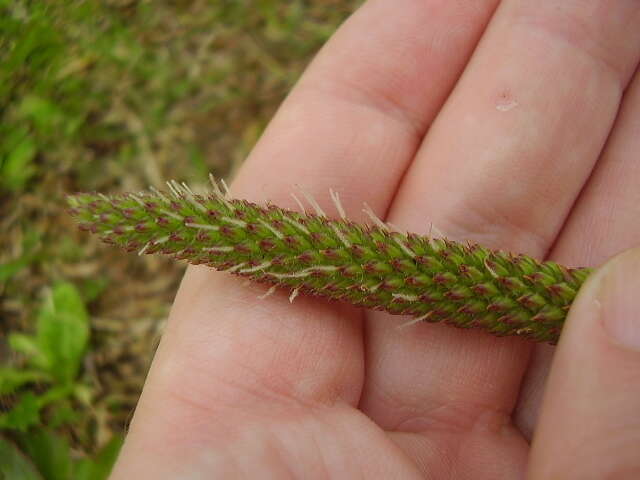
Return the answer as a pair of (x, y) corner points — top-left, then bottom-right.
(0, 0), (360, 477)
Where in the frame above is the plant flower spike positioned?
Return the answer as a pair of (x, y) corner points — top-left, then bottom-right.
(67, 177), (593, 344)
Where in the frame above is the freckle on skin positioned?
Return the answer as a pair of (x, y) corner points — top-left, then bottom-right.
(495, 88), (519, 112)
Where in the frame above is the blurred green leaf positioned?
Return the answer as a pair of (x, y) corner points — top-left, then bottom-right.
(17, 430), (72, 480)
(0, 367), (49, 395)
(79, 277), (109, 303)
(0, 436), (43, 480)
(36, 384), (75, 408)
(3, 19), (62, 72)
(74, 435), (123, 480)
(8, 334), (47, 369)
(0, 393), (42, 432)
(72, 383), (93, 407)
(36, 283), (90, 384)
(18, 95), (66, 136)
(48, 401), (80, 429)
(188, 143), (208, 179)
(0, 230), (41, 284)
(0, 136), (37, 191)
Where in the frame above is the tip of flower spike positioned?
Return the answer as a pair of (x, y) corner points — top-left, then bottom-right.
(66, 192), (99, 217)
(66, 193), (80, 209)
(67, 192), (99, 209)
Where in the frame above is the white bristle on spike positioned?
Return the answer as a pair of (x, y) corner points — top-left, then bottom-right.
(330, 224), (351, 248)
(283, 217), (310, 235)
(226, 262), (246, 273)
(222, 216), (247, 228)
(269, 265), (337, 280)
(392, 293), (419, 302)
(184, 223), (220, 231)
(209, 173), (223, 195)
(362, 203), (388, 231)
(329, 188), (346, 219)
(399, 312), (433, 329)
(185, 193), (207, 212)
(297, 185), (326, 217)
(181, 182), (196, 196)
(386, 222), (404, 233)
(391, 234), (416, 258)
(428, 222), (445, 239)
(310, 265), (338, 273)
(289, 288), (300, 303)
(269, 271), (311, 279)
(239, 261), (272, 274)
(150, 186), (170, 203)
(202, 246), (234, 253)
(169, 180), (181, 195)
(220, 178), (231, 198)
(159, 209), (183, 221)
(258, 219), (284, 239)
(128, 193), (145, 207)
(166, 180), (180, 198)
(208, 174), (234, 209)
(138, 242), (150, 256)
(258, 285), (278, 300)
(484, 258), (499, 278)
(290, 193), (306, 214)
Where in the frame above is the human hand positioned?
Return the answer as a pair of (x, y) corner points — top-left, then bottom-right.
(111, 1), (640, 478)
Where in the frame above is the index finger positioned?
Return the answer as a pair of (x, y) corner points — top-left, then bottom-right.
(112, 0), (499, 476)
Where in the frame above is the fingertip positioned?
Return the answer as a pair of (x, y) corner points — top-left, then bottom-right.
(597, 248), (640, 352)
(529, 247), (640, 478)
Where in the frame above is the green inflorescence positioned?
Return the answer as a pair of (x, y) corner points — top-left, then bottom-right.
(67, 179), (593, 344)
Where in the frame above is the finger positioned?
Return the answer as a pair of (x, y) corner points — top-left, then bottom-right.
(360, 0), (640, 472)
(142, 0), (500, 408)
(550, 68), (640, 267)
(515, 67), (640, 439)
(234, 0), (501, 213)
(529, 248), (640, 479)
(113, 0), (500, 476)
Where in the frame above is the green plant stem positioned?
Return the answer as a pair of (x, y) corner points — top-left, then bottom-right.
(67, 180), (593, 344)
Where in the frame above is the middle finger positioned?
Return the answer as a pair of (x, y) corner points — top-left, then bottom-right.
(361, 0), (640, 472)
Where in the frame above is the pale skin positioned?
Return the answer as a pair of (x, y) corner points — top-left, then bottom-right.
(111, 1), (640, 478)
